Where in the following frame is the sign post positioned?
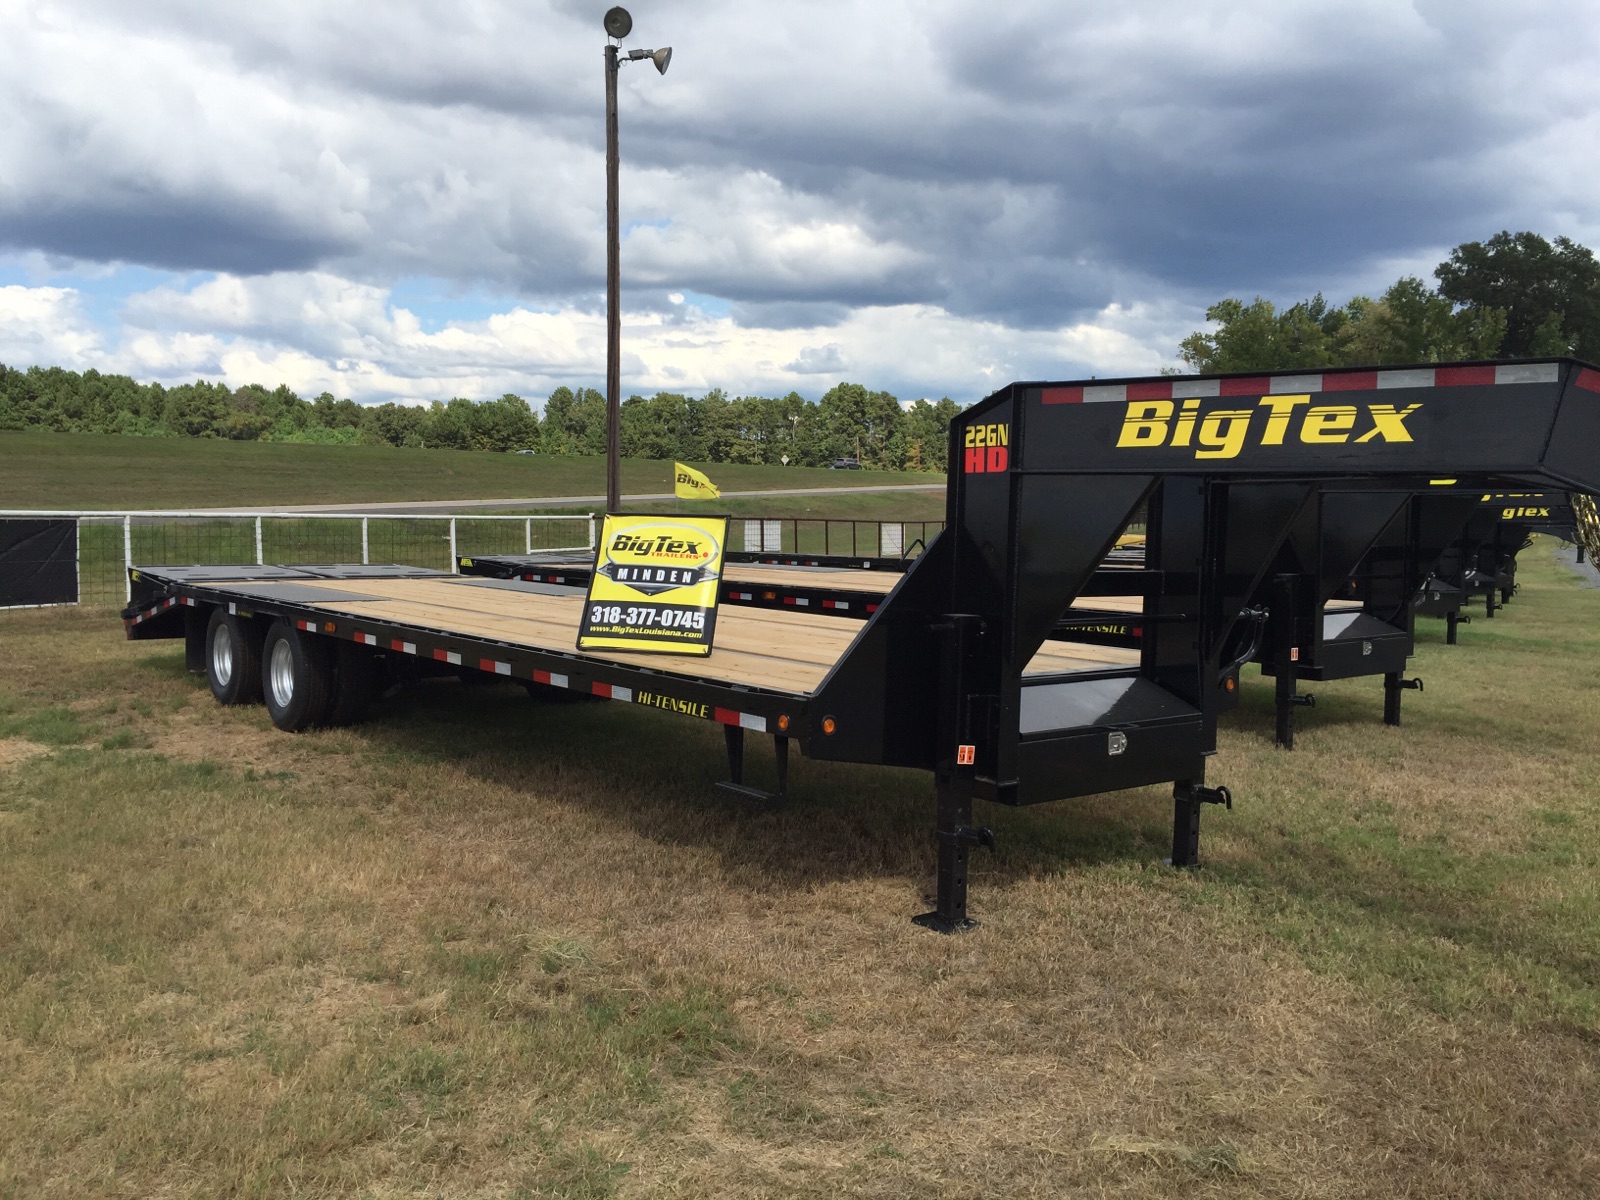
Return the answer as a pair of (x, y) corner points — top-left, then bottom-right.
(578, 514), (729, 656)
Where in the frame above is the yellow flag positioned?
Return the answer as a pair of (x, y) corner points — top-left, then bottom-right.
(673, 461), (721, 500)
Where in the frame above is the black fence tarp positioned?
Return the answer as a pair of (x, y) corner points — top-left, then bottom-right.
(1, 519), (77, 607)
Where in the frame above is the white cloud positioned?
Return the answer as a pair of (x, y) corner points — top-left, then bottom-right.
(0, 286), (103, 368)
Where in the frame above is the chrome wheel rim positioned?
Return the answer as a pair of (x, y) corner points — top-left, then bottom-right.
(269, 639), (296, 709)
(210, 627), (234, 687)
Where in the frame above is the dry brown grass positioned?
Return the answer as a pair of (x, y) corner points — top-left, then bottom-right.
(2, 543), (1598, 1197)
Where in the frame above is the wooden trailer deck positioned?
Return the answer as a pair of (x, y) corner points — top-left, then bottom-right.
(221, 574), (1139, 695)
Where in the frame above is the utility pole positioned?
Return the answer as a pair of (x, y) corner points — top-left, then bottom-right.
(605, 40), (621, 514)
(601, 8), (670, 514)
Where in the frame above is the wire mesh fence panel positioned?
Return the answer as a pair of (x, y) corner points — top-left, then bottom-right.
(364, 518), (457, 571)
(765, 519), (943, 558)
(261, 518), (365, 566)
(78, 519), (132, 605)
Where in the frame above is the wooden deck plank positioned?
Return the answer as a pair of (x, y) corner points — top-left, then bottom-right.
(1066, 595), (1143, 614)
(724, 564), (901, 593)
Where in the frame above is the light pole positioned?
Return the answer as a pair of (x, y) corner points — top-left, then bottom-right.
(602, 7), (671, 513)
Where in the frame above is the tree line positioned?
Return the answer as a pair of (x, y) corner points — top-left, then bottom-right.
(0, 366), (963, 472)
(1178, 231), (1600, 373)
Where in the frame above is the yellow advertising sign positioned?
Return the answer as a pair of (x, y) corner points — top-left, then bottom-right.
(577, 514), (729, 656)
(674, 461), (721, 499)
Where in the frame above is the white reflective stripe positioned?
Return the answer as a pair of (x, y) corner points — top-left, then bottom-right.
(228, 602), (237, 614)
(1270, 374), (1321, 393)
(549, 672), (569, 689)
(1083, 384), (1127, 404)
(611, 686), (632, 702)
(446, 651), (461, 665)
(401, 642), (416, 655)
(1495, 362), (1559, 384)
(1377, 369), (1435, 389)
(493, 661), (510, 676)
(794, 598), (809, 606)
(739, 713), (767, 732)
(357, 632), (377, 645)
(1171, 379), (1220, 397)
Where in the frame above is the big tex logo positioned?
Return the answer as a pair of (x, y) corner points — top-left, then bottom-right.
(1116, 395), (1421, 460)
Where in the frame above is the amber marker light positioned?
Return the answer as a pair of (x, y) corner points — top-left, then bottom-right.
(777, 714), (791, 732)
(821, 716), (837, 735)
(324, 622), (337, 633)
(1224, 677), (1236, 692)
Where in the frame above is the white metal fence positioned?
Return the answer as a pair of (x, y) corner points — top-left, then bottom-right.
(0, 510), (596, 606)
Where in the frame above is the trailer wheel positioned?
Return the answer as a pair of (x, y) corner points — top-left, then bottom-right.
(261, 619), (334, 731)
(206, 607), (263, 705)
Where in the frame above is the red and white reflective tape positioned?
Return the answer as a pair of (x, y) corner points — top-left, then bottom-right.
(354, 631), (379, 646)
(866, 603), (879, 613)
(389, 638), (416, 655)
(431, 648), (462, 666)
(180, 596), (196, 607)
(532, 669), (570, 689)
(1042, 362), (1563, 405)
(782, 596), (810, 607)
(713, 707), (767, 733)
(591, 681), (633, 701)
(821, 599), (849, 610)
(729, 591), (754, 601)
(128, 595), (181, 625)
(478, 658), (511, 676)
(295, 618), (316, 631)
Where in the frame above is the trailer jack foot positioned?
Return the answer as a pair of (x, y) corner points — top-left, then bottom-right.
(714, 727), (788, 810)
(912, 909), (979, 935)
(1166, 782), (1231, 868)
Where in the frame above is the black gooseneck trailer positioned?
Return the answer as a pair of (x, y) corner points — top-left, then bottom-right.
(124, 358), (1600, 929)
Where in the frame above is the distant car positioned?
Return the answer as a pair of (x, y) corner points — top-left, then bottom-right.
(829, 458), (863, 469)
(514, 449), (537, 455)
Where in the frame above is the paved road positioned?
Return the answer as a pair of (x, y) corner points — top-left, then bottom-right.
(217, 481), (946, 515)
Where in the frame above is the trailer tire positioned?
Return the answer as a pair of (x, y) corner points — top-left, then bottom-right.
(206, 607), (263, 706)
(261, 620), (334, 731)
(324, 642), (381, 726)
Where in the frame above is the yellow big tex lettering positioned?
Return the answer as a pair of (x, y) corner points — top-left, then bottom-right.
(1115, 395), (1422, 459)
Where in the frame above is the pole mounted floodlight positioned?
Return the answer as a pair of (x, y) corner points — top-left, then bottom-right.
(626, 47), (672, 73)
(603, 7), (672, 514)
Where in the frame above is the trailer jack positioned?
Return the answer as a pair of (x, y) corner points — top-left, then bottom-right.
(913, 772), (995, 935)
(715, 726), (788, 809)
(1383, 674), (1423, 726)
(1168, 781), (1231, 869)
(1274, 679), (1316, 750)
(1446, 611), (1471, 645)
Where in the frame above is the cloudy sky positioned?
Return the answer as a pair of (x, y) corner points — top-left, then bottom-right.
(2, 0), (1598, 409)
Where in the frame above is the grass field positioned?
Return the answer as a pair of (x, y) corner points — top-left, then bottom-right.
(2, 541), (1598, 1197)
(0, 431), (937, 511)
